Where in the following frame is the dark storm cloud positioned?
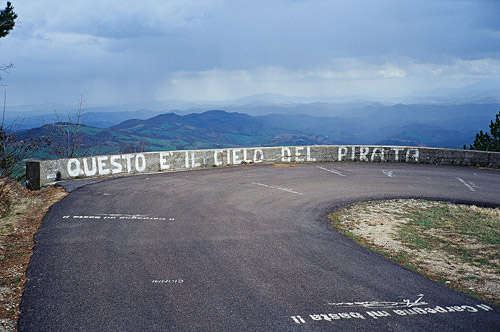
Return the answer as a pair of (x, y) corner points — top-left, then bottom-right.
(1, 0), (499, 105)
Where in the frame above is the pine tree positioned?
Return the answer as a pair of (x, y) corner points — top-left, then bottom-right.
(0, 2), (17, 38)
(468, 111), (500, 152)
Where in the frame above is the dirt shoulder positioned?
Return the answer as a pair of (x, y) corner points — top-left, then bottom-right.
(0, 179), (67, 332)
(329, 199), (500, 306)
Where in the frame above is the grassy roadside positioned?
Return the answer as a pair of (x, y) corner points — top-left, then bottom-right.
(0, 178), (67, 332)
(329, 199), (500, 306)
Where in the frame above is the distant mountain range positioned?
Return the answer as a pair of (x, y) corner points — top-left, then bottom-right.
(6, 91), (500, 128)
(15, 102), (500, 157)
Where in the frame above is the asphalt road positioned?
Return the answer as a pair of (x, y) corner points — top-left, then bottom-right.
(19, 162), (500, 331)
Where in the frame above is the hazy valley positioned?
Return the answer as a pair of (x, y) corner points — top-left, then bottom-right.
(10, 98), (500, 157)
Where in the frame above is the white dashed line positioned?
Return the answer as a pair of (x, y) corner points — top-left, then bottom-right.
(253, 182), (303, 195)
(456, 177), (476, 192)
(382, 170), (394, 177)
(317, 166), (346, 177)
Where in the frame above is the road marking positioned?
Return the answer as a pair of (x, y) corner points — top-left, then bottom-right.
(253, 182), (303, 195)
(456, 177), (476, 192)
(62, 214), (172, 221)
(291, 316), (307, 324)
(292, 294), (493, 325)
(152, 279), (184, 284)
(382, 170), (393, 177)
(328, 294), (427, 309)
(317, 166), (346, 177)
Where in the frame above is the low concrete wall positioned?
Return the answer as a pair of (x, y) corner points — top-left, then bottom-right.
(25, 145), (500, 189)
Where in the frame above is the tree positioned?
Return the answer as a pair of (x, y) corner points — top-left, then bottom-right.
(467, 110), (500, 152)
(45, 95), (95, 158)
(0, 3), (44, 187)
(1, 2), (17, 82)
(0, 1), (17, 38)
(1, 92), (45, 180)
(0, 2), (28, 181)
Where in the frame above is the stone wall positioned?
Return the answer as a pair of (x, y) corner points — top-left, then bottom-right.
(25, 145), (500, 189)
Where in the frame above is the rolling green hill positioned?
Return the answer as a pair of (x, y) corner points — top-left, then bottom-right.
(18, 110), (350, 157)
(16, 107), (497, 158)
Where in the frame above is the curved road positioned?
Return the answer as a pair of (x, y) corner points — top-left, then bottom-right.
(20, 162), (500, 331)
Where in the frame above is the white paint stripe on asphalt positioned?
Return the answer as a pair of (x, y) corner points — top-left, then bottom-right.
(456, 177), (476, 192)
(317, 166), (346, 177)
(382, 170), (393, 177)
(253, 182), (303, 195)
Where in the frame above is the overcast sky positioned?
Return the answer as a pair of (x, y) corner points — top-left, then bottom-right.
(1, 0), (499, 107)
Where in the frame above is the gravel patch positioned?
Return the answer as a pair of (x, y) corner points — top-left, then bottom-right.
(330, 199), (500, 305)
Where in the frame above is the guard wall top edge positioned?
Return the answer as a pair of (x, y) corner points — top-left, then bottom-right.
(25, 145), (500, 190)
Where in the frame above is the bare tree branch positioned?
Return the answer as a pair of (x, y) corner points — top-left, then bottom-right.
(44, 95), (94, 158)
(0, 63), (13, 86)
(1, 91), (43, 181)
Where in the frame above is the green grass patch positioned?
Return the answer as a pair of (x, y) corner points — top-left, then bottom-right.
(329, 199), (500, 306)
(396, 202), (500, 272)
